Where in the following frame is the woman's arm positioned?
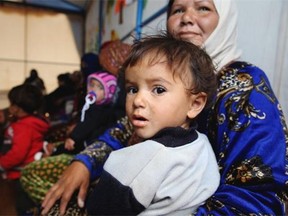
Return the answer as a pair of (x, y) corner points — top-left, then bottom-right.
(41, 116), (133, 215)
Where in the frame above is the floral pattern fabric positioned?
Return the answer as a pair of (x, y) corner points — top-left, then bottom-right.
(196, 61), (288, 215)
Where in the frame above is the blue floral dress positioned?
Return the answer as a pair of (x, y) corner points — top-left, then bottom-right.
(196, 61), (288, 215)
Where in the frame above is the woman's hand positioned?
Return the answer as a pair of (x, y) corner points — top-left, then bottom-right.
(41, 161), (90, 215)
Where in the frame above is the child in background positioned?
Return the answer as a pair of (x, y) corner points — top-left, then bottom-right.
(0, 108), (9, 146)
(0, 84), (49, 179)
(0, 84), (49, 214)
(20, 71), (120, 207)
(86, 34), (220, 215)
(64, 71), (118, 153)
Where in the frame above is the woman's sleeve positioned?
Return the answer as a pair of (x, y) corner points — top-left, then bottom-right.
(73, 116), (133, 180)
(196, 65), (288, 215)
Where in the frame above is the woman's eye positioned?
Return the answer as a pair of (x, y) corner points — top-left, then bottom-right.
(198, 6), (210, 12)
(171, 8), (184, 15)
(126, 86), (138, 94)
(153, 86), (166, 95)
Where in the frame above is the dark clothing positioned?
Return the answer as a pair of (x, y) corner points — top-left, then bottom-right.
(24, 73), (46, 94)
(44, 85), (75, 120)
(86, 126), (219, 215)
(69, 103), (119, 153)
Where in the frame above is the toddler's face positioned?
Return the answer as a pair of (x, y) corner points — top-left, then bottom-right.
(87, 79), (105, 103)
(125, 56), (194, 139)
(8, 103), (20, 117)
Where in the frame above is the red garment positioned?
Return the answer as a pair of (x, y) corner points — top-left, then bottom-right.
(0, 115), (49, 179)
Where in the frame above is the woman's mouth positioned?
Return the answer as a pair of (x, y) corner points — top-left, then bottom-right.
(178, 32), (202, 45)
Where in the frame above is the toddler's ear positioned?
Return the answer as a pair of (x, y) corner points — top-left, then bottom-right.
(187, 92), (207, 119)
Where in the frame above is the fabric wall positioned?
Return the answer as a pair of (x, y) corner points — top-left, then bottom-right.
(274, 0), (288, 120)
(85, 0), (168, 52)
(236, 0), (287, 119)
(0, 6), (83, 97)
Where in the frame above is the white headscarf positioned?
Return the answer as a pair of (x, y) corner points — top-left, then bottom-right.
(203, 0), (242, 72)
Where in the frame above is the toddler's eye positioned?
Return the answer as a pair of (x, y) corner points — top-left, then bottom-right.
(153, 86), (166, 95)
(98, 85), (104, 90)
(126, 86), (138, 94)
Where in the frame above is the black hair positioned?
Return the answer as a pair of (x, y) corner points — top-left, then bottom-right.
(121, 32), (217, 109)
(8, 84), (44, 114)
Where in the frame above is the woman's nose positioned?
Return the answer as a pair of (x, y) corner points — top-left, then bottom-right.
(181, 9), (196, 25)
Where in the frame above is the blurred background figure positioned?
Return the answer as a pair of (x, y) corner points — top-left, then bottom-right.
(81, 53), (102, 83)
(24, 69), (46, 95)
(44, 72), (76, 124)
(0, 84), (49, 215)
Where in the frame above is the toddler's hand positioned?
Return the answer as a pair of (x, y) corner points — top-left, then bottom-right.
(41, 161), (90, 215)
(43, 142), (56, 157)
(65, 138), (75, 151)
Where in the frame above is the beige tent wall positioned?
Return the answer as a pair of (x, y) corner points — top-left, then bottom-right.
(0, 5), (84, 109)
(85, 0), (100, 53)
(0, 6), (26, 97)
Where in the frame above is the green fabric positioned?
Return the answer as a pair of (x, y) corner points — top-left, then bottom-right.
(20, 154), (73, 203)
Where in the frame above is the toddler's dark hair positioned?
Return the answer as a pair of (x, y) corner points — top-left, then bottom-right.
(8, 84), (44, 114)
(121, 32), (217, 109)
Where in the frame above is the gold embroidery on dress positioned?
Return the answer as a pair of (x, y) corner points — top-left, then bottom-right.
(226, 156), (273, 185)
(218, 70), (267, 132)
(80, 116), (133, 163)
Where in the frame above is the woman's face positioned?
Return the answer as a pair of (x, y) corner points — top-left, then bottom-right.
(167, 0), (219, 46)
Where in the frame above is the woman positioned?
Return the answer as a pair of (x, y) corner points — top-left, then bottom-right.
(167, 0), (288, 214)
(41, 0), (288, 215)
